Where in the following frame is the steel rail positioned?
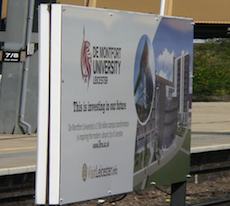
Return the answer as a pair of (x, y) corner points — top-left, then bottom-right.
(0, 194), (34, 205)
(190, 198), (230, 206)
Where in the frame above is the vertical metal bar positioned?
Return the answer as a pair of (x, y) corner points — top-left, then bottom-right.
(0, 0), (2, 19)
(35, 4), (50, 204)
(170, 181), (187, 206)
(160, 0), (166, 15)
(18, 0), (35, 134)
(49, 4), (62, 204)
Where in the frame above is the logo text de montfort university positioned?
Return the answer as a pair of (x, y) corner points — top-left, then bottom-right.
(80, 27), (92, 86)
(80, 27), (122, 86)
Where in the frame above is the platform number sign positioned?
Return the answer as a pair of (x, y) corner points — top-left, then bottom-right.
(3, 51), (20, 62)
(0, 51), (26, 62)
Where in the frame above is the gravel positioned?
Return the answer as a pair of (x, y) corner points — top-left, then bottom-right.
(73, 173), (230, 206)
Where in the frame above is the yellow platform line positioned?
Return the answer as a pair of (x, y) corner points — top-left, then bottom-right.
(0, 146), (36, 153)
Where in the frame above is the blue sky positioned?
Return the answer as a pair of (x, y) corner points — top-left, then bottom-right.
(152, 18), (193, 81)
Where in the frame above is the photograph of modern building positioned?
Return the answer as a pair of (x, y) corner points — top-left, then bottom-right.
(134, 39), (191, 189)
(134, 35), (155, 124)
(173, 52), (191, 126)
(134, 18), (193, 189)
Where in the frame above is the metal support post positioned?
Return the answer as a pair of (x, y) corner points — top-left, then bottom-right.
(160, 0), (166, 15)
(0, 0), (2, 20)
(170, 181), (186, 206)
(0, 0), (29, 133)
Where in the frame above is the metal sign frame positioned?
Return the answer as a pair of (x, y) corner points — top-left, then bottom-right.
(36, 4), (193, 205)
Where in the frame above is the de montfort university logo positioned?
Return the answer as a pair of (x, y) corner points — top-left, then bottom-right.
(80, 27), (92, 86)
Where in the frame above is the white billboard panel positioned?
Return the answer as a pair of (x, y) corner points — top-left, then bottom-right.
(35, 4), (50, 204)
(59, 5), (159, 204)
(36, 4), (193, 205)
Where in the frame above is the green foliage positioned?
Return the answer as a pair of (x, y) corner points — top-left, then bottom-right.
(193, 39), (230, 101)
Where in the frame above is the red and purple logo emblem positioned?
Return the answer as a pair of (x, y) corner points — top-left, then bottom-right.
(80, 27), (92, 86)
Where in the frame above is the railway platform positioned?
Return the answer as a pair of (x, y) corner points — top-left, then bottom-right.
(0, 102), (229, 176)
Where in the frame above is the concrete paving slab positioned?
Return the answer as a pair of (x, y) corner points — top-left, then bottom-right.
(192, 102), (230, 133)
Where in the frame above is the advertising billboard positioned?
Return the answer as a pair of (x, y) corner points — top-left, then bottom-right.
(36, 4), (193, 205)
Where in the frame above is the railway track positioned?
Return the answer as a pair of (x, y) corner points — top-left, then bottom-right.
(191, 149), (230, 174)
(0, 194), (34, 205)
(188, 149), (230, 206)
(190, 198), (230, 206)
(0, 172), (35, 206)
(0, 149), (230, 206)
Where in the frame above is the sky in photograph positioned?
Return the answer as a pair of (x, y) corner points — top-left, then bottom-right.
(152, 18), (193, 81)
